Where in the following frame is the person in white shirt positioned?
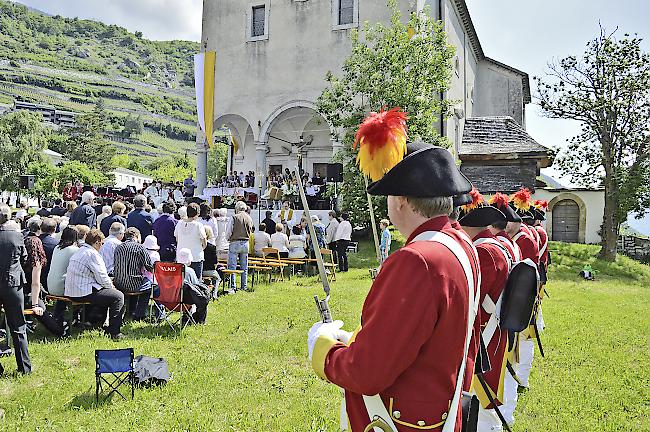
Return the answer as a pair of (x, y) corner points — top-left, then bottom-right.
(65, 229), (125, 340)
(288, 225), (307, 259)
(213, 208), (230, 258)
(99, 222), (125, 275)
(174, 203), (207, 278)
(326, 210), (340, 264)
(270, 223), (290, 259)
(254, 223), (272, 257)
(15, 200), (28, 221)
(144, 183), (160, 204)
(173, 186), (185, 204)
(160, 186), (170, 203)
(335, 212), (353, 272)
(199, 203), (219, 246)
(96, 205), (112, 229)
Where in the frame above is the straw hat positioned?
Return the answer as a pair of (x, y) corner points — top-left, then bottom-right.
(142, 235), (160, 251)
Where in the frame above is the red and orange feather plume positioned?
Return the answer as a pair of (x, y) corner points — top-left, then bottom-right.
(462, 188), (485, 212)
(511, 187), (532, 212)
(353, 107), (408, 181)
(534, 199), (548, 211)
(488, 192), (510, 210)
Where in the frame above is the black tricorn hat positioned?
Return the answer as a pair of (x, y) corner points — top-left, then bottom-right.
(459, 206), (507, 228)
(453, 193), (473, 208)
(495, 202), (522, 223)
(532, 208), (546, 221)
(513, 204), (535, 222)
(367, 142), (473, 197)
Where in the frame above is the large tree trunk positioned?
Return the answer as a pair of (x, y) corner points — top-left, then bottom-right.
(598, 178), (619, 261)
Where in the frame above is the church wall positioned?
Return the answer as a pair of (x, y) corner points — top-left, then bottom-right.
(474, 60), (525, 125)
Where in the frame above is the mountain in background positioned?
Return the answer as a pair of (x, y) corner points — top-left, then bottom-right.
(0, 0), (200, 161)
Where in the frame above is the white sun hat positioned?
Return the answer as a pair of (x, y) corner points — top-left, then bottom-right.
(142, 235), (160, 251)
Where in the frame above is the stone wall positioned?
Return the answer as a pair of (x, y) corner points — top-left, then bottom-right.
(617, 235), (650, 262)
(460, 160), (538, 193)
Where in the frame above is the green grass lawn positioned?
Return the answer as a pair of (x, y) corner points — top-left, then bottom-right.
(0, 241), (648, 431)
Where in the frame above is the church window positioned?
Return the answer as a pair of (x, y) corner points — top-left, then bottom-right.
(339, 0), (354, 25)
(252, 6), (266, 37)
(332, 0), (357, 30)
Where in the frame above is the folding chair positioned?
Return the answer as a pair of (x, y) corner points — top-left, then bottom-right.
(153, 262), (193, 332)
(262, 247), (288, 282)
(95, 348), (134, 402)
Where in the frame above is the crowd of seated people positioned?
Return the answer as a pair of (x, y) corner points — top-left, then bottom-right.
(0, 177), (353, 375)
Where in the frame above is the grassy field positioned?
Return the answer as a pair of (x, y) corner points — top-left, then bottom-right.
(0, 241), (648, 431)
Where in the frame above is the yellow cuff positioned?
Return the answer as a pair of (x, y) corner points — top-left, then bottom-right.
(311, 335), (338, 381)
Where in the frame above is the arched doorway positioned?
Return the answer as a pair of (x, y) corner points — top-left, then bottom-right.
(552, 199), (580, 243)
(259, 101), (334, 177)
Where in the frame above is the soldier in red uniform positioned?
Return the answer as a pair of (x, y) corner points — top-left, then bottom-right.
(458, 189), (511, 432)
(487, 193), (522, 263)
(507, 189), (540, 396)
(484, 192), (527, 427)
(307, 110), (479, 432)
(62, 181), (77, 202)
(532, 201), (550, 284)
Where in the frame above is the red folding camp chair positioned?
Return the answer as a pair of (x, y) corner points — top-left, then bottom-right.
(153, 262), (194, 332)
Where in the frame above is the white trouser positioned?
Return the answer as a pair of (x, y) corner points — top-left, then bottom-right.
(517, 339), (535, 387)
(477, 406), (503, 432)
(501, 367), (518, 426)
(537, 308), (545, 331)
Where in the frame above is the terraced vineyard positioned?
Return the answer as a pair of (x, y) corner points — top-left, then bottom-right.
(0, 0), (200, 162)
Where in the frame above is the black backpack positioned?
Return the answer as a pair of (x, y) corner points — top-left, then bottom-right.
(499, 259), (538, 332)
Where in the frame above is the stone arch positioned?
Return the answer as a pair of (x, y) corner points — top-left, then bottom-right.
(547, 192), (587, 243)
(212, 114), (256, 176)
(258, 100), (335, 179)
(258, 100), (333, 144)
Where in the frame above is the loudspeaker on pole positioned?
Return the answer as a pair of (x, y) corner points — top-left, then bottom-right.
(326, 163), (343, 183)
(19, 175), (35, 190)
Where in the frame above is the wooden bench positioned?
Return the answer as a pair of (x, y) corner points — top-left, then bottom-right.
(46, 295), (93, 327)
(221, 269), (244, 293)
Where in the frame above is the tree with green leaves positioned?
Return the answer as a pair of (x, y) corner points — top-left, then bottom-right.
(26, 160), (57, 200)
(50, 161), (109, 193)
(0, 111), (49, 191)
(316, 0), (455, 224)
(122, 114), (144, 138)
(536, 28), (650, 261)
(207, 143), (228, 183)
(64, 98), (115, 172)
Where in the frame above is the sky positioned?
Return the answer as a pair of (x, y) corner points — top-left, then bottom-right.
(10, 0), (650, 233)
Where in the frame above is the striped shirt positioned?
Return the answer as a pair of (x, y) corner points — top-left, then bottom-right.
(65, 243), (113, 298)
(113, 240), (153, 292)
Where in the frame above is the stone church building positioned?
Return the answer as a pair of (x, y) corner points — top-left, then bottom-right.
(198, 0), (548, 186)
(197, 1), (605, 244)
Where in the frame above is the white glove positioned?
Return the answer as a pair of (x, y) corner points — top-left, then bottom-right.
(307, 320), (352, 361)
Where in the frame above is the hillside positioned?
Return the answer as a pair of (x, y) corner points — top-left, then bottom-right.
(0, 0), (200, 161)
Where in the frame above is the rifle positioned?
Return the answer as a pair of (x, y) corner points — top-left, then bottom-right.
(290, 163), (332, 323)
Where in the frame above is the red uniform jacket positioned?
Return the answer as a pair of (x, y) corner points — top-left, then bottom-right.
(514, 225), (539, 264)
(495, 231), (518, 263)
(471, 230), (510, 407)
(62, 186), (77, 202)
(535, 225), (549, 267)
(313, 217), (480, 432)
